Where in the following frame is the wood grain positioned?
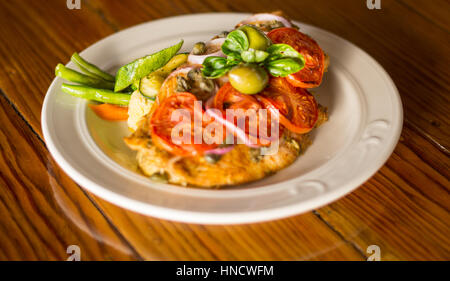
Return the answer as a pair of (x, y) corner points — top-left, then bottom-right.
(316, 123), (450, 260)
(88, 195), (365, 260)
(0, 0), (115, 136)
(0, 93), (138, 260)
(0, 0), (448, 260)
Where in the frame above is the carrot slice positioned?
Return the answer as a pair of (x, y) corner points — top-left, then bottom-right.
(88, 103), (128, 121)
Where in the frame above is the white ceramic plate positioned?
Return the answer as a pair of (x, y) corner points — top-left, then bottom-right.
(42, 13), (402, 224)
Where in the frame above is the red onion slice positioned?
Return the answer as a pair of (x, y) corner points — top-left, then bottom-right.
(238, 13), (292, 28)
(155, 66), (196, 104)
(159, 65), (219, 105)
(206, 96), (280, 144)
(164, 65), (195, 80)
(187, 38), (226, 65)
(216, 75), (229, 87)
(205, 94), (216, 110)
(205, 108), (260, 148)
(205, 145), (234, 155)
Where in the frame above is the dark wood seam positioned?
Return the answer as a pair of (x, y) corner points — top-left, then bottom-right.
(312, 210), (367, 260)
(396, 0), (450, 34)
(391, 143), (450, 192)
(404, 120), (450, 157)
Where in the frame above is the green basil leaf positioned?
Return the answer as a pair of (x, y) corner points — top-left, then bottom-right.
(202, 56), (236, 78)
(226, 58), (240, 68)
(241, 49), (269, 63)
(205, 56), (227, 69)
(254, 50), (269, 62)
(265, 57), (304, 77)
(267, 44), (304, 62)
(221, 29), (249, 56)
(202, 56), (226, 78)
(207, 67), (232, 78)
(225, 51), (242, 61)
(241, 50), (256, 63)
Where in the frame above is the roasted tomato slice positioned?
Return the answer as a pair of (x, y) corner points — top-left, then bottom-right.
(257, 77), (318, 134)
(267, 27), (325, 88)
(212, 83), (281, 145)
(213, 82), (261, 112)
(150, 92), (217, 156)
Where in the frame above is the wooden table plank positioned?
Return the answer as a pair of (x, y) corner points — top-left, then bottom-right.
(322, 0), (450, 152)
(317, 124), (450, 260)
(0, 0), (115, 136)
(398, 0), (450, 33)
(0, 93), (138, 260)
(88, 196), (364, 260)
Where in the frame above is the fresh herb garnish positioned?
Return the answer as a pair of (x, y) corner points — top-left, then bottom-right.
(202, 28), (305, 79)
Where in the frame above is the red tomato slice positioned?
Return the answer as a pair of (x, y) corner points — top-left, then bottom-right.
(213, 82), (261, 112)
(150, 92), (217, 156)
(257, 77), (318, 134)
(267, 27), (325, 88)
(213, 83), (281, 145)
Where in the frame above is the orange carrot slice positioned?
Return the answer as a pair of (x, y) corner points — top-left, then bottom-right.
(88, 103), (128, 121)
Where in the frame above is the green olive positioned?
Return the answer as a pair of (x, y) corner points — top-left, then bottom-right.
(238, 24), (271, 51)
(228, 64), (268, 94)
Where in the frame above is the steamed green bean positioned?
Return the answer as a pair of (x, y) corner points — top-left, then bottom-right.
(55, 64), (115, 90)
(71, 52), (115, 82)
(72, 59), (105, 80)
(61, 83), (131, 105)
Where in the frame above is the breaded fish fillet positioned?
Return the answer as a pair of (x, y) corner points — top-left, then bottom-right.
(124, 105), (328, 188)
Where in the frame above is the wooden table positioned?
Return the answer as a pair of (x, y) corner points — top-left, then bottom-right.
(0, 0), (448, 261)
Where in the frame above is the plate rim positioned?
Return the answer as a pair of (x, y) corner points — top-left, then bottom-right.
(41, 12), (403, 224)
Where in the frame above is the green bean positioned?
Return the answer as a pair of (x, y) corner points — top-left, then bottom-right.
(71, 52), (115, 82)
(55, 64), (115, 90)
(61, 83), (131, 105)
(72, 59), (105, 80)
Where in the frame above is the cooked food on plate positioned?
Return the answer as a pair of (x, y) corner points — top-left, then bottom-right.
(54, 12), (329, 188)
